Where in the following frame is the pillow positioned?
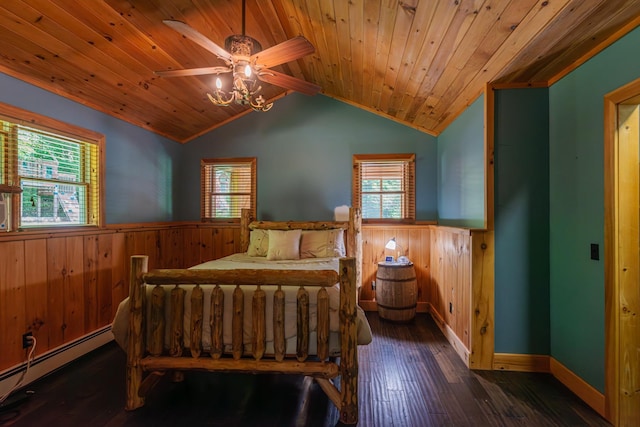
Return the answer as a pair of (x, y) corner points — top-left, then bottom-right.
(300, 229), (346, 258)
(266, 229), (302, 260)
(247, 229), (269, 257)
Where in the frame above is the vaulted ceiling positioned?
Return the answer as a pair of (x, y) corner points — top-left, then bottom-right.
(0, 1), (639, 143)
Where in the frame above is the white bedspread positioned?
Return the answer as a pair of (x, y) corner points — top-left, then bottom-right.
(111, 254), (372, 356)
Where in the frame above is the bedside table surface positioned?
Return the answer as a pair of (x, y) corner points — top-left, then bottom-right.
(378, 261), (413, 267)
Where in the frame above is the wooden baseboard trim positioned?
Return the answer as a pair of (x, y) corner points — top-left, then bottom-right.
(416, 302), (428, 313)
(493, 353), (550, 372)
(359, 300), (428, 313)
(428, 304), (470, 367)
(359, 300), (377, 311)
(550, 358), (606, 418)
(491, 354), (605, 418)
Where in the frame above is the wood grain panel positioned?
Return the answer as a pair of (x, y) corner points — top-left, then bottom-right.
(143, 230), (160, 271)
(0, 241), (26, 367)
(614, 102), (640, 424)
(84, 235), (99, 332)
(428, 227), (476, 364)
(182, 228), (202, 268)
(97, 234), (115, 326)
(24, 239), (48, 356)
(158, 228), (182, 268)
(64, 236), (85, 342)
(111, 232), (128, 314)
(470, 230), (494, 370)
(46, 237), (67, 349)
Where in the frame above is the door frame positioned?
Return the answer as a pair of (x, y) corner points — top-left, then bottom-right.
(603, 77), (640, 426)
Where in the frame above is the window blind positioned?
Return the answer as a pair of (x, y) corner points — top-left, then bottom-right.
(201, 158), (256, 220)
(1, 118), (101, 228)
(353, 154), (415, 221)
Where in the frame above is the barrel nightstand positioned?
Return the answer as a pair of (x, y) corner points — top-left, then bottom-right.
(376, 262), (417, 322)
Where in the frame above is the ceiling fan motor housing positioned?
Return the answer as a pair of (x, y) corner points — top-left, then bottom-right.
(225, 34), (262, 57)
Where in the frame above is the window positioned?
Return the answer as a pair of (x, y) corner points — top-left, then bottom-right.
(201, 158), (256, 221)
(0, 103), (103, 230)
(353, 154), (415, 221)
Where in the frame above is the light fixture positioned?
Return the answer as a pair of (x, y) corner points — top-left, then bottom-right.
(207, 59), (273, 112)
(205, 4), (273, 112)
(385, 238), (410, 264)
(158, 0), (319, 113)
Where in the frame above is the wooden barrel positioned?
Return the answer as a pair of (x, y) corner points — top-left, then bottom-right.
(376, 262), (417, 322)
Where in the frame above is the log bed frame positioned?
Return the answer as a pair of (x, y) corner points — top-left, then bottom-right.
(125, 208), (363, 425)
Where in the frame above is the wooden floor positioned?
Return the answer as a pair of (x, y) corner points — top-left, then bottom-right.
(0, 313), (610, 427)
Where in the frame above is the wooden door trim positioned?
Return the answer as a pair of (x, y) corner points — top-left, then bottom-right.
(603, 77), (640, 426)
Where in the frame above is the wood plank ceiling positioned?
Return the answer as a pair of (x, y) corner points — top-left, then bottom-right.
(0, 1), (638, 143)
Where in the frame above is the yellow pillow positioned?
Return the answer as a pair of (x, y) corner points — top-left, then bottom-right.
(247, 229), (269, 257)
(300, 229), (346, 258)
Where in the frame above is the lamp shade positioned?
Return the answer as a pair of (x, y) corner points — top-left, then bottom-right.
(385, 238), (397, 250)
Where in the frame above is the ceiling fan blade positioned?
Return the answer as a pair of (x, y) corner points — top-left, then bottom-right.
(257, 69), (321, 96)
(155, 66), (231, 77)
(163, 20), (233, 64)
(251, 36), (315, 69)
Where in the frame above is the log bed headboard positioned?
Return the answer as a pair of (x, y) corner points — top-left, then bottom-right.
(239, 207), (363, 295)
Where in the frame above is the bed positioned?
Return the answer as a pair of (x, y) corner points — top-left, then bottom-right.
(113, 208), (369, 425)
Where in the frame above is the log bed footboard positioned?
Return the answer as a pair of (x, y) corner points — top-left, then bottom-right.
(125, 255), (359, 425)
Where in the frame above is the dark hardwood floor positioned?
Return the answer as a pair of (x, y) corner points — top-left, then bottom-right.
(0, 313), (610, 427)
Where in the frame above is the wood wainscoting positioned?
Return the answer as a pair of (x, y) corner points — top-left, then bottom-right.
(0, 223), (240, 375)
(358, 224), (494, 370)
(1, 221), (494, 385)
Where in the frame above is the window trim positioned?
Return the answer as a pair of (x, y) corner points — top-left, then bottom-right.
(200, 157), (257, 222)
(352, 153), (416, 223)
(0, 101), (105, 231)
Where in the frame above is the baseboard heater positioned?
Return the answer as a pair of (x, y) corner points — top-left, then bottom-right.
(0, 326), (114, 397)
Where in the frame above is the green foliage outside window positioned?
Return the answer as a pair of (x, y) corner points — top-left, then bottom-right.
(362, 178), (403, 218)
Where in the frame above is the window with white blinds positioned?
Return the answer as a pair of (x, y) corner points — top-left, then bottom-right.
(0, 104), (103, 230)
(353, 154), (415, 221)
(201, 158), (256, 221)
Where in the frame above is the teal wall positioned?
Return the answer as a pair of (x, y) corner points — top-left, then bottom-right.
(437, 95), (485, 228)
(0, 73), (180, 224)
(549, 25), (640, 393)
(177, 93), (438, 221)
(494, 87), (550, 355)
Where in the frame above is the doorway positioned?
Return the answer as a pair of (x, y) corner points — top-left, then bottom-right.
(604, 80), (640, 426)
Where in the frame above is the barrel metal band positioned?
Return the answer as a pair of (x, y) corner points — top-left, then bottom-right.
(376, 302), (417, 311)
(375, 277), (417, 283)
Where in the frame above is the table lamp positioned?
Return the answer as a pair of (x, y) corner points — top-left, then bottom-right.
(385, 238), (410, 264)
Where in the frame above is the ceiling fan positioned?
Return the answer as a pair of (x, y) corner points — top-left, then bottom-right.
(155, 0), (321, 111)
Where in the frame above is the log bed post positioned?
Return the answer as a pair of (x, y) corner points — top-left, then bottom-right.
(240, 208), (252, 252)
(339, 257), (358, 425)
(126, 255), (148, 410)
(347, 207), (362, 299)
